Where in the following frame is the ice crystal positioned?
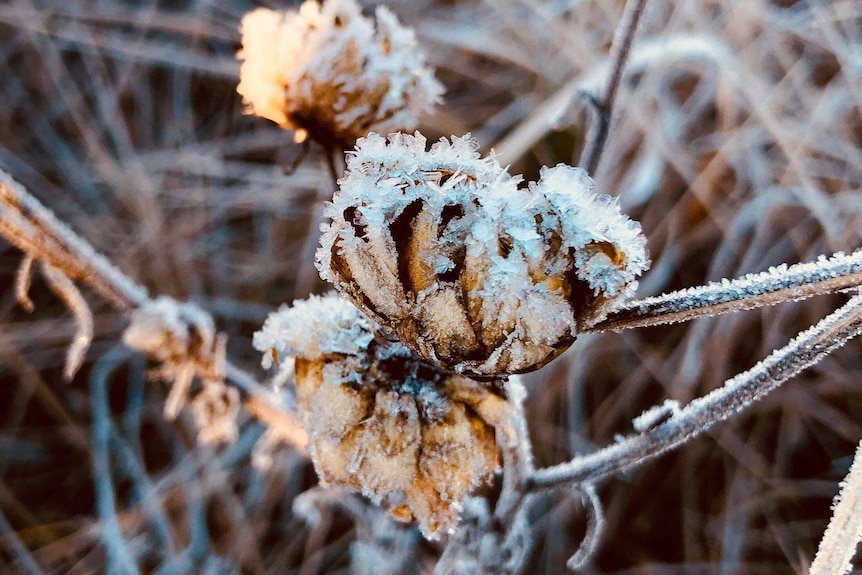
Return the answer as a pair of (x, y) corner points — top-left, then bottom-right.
(317, 132), (649, 376)
(253, 293), (507, 538)
(237, 0), (442, 148)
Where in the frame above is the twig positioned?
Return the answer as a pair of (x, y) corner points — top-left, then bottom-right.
(586, 250), (862, 333)
(0, 169), (307, 449)
(579, 0), (650, 177)
(41, 262), (94, 381)
(293, 148), (342, 297)
(809, 439), (862, 575)
(567, 483), (604, 571)
(530, 294), (862, 490)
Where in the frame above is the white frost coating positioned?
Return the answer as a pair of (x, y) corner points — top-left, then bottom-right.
(237, 0), (442, 146)
(253, 293), (506, 538)
(809, 440), (862, 575)
(532, 294), (862, 489)
(253, 293), (376, 368)
(317, 132), (649, 376)
(597, 250), (862, 332)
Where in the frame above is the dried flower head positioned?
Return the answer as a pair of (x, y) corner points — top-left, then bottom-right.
(236, 0), (442, 148)
(253, 294), (510, 537)
(316, 132), (650, 376)
(190, 381), (241, 445)
(122, 297), (228, 422)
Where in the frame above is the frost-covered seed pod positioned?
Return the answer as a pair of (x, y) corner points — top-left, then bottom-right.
(316, 132), (650, 376)
(236, 0), (442, 149)
(253, 294), (508, 538)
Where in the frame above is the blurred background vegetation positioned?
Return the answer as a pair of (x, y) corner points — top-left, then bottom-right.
(0, 0), (861, 572)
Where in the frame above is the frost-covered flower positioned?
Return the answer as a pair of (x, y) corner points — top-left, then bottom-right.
(316, 132), (650, 376)
(236, 0), (442, 148)
(253, 294), (510, 538)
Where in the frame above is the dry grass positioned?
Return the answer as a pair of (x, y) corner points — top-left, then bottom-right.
(0, 0), (861, 573)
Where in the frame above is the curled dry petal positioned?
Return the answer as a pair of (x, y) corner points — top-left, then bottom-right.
(254, 293), (507, 537)
(316, 132), (650, 376)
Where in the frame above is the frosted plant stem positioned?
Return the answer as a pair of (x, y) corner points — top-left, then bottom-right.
(0, 169), (307, 448)
(493, 379), (535, 522)
(579, 0), (650, 177)
(294, 149), (340, 297)
(530, 294), (862, 490)
(586, 250), (862, 333)
(15, 253), (35, 312)
(41, 262), (94, 381)
(809, 439), (862, 575)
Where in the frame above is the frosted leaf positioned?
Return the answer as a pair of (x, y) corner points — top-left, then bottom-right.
(254, 293), (507, 538)
(317, 132), (649, 376)
(236, 0), (442, 148)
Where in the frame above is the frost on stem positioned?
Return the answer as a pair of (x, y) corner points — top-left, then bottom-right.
(810, 440), (862, 575)
(253, 293), (512, 538)
(317, 132), (649, 376)
(122, 297), (238, 444)
(237, 0), (442, 149)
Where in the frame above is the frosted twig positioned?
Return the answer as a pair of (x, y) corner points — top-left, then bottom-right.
(809, 439), (862, 575)
(15, 253), (35, 313)
(0, 169), (148, 311)
(490, 378), (535, 522)
(530, 294), (862, 490)
(0, 169), (306, 448)
(579, 0), (650, 176)
(567, 483), (605, 571)
(587, 250), (862, 333)
(40, 262), (94, 381)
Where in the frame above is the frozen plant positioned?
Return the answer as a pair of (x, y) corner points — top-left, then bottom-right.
(237, 0), (442, 149)
(317, 132), (649, 376)
(254, 293), (522, 537)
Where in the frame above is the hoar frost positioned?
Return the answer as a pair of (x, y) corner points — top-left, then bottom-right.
(317, 132), (650, 376)
(254, 294), (515, 538)
(236, 0), (442, 148)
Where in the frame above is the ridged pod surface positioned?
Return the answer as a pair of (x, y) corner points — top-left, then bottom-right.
(317, 132), (650, 376)
(253, 294), (512, 537)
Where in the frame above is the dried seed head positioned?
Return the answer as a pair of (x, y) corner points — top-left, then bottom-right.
(253, 294), (505, 538)
(316, 132), (650, 376)
(190, 381), (241, 445)
(236, 0), (442, 149)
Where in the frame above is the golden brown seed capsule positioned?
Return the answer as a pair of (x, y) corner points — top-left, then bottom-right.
(254, 294), (511, 537)
(316, 132), (650, 376)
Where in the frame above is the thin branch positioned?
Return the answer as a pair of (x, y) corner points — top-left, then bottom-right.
(15, 253), (35, 313)
(41, 262), (94, 381)
(586, 250), (862, 333)
(567, 483), (605, 571)
(530, 294), (862, 490)
(0, 169), (306, 448)
(809, 439), (862, 575)
(579, 0), (650, 176)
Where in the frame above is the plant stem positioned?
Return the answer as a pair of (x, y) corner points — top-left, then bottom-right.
(530, 294), (862, 490)
(0, 170), (307, 449)
(580, 0), (650, 177)
(586, 250), (862, 333)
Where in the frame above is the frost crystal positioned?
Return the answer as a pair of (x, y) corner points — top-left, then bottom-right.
(236, 0), (442, 148)
(316, 132), (650, 376)
(253, 293), (506, 538)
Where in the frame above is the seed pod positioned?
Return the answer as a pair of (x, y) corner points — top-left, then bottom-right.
(236, 0), (442, 149)
(253, 294), (509, 537)
(316, 132), (650, 377)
